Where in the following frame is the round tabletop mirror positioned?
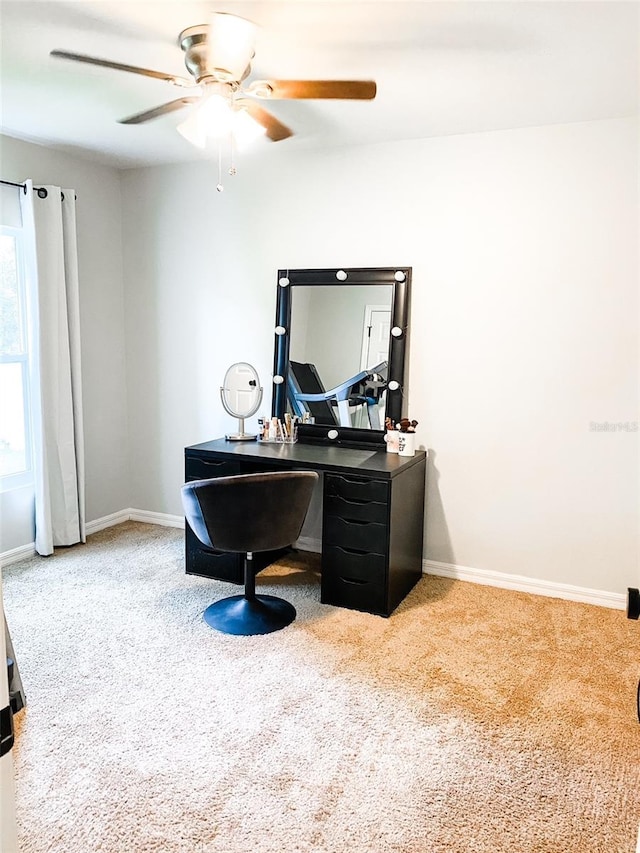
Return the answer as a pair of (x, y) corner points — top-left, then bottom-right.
(220, 362), (263, 441)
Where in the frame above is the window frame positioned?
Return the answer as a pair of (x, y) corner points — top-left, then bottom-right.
(0, 224), (34, 492)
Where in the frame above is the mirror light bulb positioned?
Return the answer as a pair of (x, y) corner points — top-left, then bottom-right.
(388, 380), (400, 391)
(394, 270), (406, 282)
(278, 277), (290, 287)
(336, 270), (347, 281)
(273, 375), (284, 384)
(391, 326), (403, 338)
(275, 326), (286, 336)
(327, 429), (339, 440)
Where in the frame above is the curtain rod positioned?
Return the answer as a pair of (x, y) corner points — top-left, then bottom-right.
(1, 179), (76, 200)
(1, 178), (43, 194)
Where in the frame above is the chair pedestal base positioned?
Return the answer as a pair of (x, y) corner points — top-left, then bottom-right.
(203, 595), (296, 636)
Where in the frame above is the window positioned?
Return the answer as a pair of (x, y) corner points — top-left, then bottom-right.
(0, 226), (33, 490)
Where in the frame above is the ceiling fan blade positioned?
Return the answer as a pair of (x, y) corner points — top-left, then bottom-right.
(118, 97), (200, 125)
(50, 50), (194, 88)
(236, 99), (293, 142)
(249, 80), (377, 100)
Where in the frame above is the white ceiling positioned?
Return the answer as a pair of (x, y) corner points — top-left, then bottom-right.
(0, 1), (638, 169)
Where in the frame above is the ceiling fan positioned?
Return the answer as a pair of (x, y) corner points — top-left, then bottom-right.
(50, 11), (377, 146)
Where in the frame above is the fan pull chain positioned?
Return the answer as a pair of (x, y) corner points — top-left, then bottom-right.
(216, 135), (238, 192)
(216, 141), (224, 193)
(229, 133), (237, 177)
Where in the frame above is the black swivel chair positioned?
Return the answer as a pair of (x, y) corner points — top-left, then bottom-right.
(181, 471), (318, 636)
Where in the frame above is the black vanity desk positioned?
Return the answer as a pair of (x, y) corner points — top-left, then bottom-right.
(184, 439), (426, 617)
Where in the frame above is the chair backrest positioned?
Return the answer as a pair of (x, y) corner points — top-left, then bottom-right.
(181, 471), (319, 554)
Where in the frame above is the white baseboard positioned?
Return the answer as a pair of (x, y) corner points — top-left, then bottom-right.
(282, 542), (625, 610)
(1, 509), (185, 566)
(0, 541), (37, 567)
(128, 508), (184, 529)
(1, 511), (627, 611)
(423, 559), (626, 610)
(85, 509), (130, 535)
(87, 508), (184, 532)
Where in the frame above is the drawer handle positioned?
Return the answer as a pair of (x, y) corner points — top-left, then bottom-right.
(334, 496), (370, 507)
(195, 460), (228, 468)
(194, 543), (220, 555)
(336, 545), (368, 556)
(340, 576), (367, 586)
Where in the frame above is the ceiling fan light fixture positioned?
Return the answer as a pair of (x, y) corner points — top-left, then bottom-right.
(199, 93), (234, 138)
(207, 12), (256, 81)
(176, 109), (207, 148)
(177, 93), (235, 147)
(232, 108), (266, 149)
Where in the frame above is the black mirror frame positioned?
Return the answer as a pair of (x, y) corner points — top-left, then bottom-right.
(272, 267), (411, 449)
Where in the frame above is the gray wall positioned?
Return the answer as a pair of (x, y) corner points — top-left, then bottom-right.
(2, 117), (637, 599)
(119, 117), (638, 596)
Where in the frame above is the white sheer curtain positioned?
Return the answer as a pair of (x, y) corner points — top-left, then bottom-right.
(20, 181), (85, 556)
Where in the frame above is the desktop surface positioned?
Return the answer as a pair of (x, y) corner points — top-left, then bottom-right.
(186, 437), (425, 480)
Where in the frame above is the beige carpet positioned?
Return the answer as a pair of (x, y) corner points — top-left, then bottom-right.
(3, 521), (639, 853)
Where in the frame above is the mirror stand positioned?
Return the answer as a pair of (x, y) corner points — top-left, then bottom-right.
(220, 362), (263, 441)
(223, 415), (256, 442)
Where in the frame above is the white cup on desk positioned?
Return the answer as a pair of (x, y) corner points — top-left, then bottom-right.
(398, 432), (416, 457)
(385, 429), (399, 454)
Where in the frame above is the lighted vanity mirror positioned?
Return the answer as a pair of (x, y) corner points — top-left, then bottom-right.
(272, 267), (411, 448)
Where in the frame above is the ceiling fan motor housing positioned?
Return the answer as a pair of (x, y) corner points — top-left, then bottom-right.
(179, 27), (213, 82)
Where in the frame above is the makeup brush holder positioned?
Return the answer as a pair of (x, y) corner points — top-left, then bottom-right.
(398, 432), (416, 457)
(258, 423), (298, 444)
(275, 426), (298, 444)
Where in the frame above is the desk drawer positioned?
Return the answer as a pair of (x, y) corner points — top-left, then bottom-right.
(188, 547), (242, 584)
(321, 571), (386, 616)
(325, 473), (388, 503)
(324, 494), (387, 524)
(185, 527), (243, 584)
(185, 455), (241, 481)
(323, 545), (386, 585)
(323, 515), (387, 555)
